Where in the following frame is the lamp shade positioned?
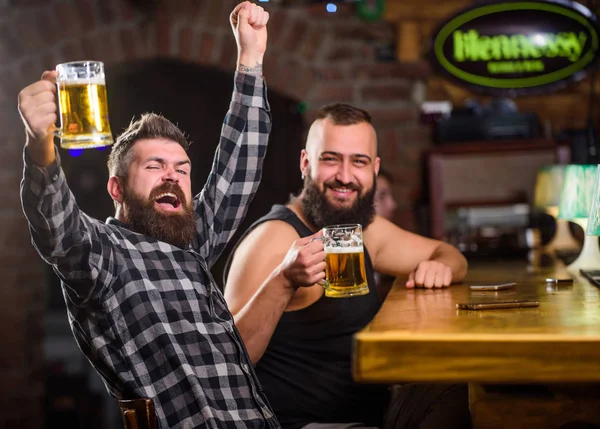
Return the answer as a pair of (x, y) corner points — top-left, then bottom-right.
(586, 165), (600, 235)
(558, 164), (597, 221)
(533, 165), (565, 209)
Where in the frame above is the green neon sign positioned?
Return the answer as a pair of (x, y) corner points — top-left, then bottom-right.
(431, 0), (600, 94)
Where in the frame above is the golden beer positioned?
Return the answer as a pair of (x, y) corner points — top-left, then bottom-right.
(324, 247), (369, 298)
(58, 80), (113, 148)
(55, 61), (114, 149)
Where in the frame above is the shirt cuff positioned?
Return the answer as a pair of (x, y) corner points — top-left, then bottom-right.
(23, 146), (63, 197)
(233, 72), (270, 111)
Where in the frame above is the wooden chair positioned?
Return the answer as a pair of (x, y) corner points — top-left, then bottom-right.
(119, 398), (157, 429)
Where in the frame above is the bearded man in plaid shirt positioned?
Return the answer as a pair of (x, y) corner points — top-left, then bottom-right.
(19, 2), (279, 428)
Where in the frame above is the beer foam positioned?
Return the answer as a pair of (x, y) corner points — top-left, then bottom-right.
(60, 77), (105, 85)
(325, 246), (363, 254)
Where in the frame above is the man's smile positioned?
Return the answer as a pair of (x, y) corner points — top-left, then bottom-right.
(328, 186), (357, 200)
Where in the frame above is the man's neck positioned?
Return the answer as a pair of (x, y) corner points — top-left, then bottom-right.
(287, 197), (319, 233)
(114, 206), (127, 224)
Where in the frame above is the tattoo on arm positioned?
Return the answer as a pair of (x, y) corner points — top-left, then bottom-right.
(239, 62), (263, 75)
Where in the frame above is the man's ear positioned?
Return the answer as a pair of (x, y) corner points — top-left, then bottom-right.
(374, 157), (381, 176)
(107, 176), (124, 204)
(300, 149), (309, 179)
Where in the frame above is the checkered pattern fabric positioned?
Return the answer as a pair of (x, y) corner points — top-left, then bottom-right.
(21, 73), (279, 429)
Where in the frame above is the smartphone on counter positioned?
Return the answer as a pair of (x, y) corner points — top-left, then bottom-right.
(545, 278), (573, 285)
(469, 282), (516, 291)
(457, 300), (539, 310)
(580, 270), (600, 288)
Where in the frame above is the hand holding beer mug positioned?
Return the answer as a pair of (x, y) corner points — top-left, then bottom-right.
(55, 61), (114, 149)
(321, 224), (370, 298)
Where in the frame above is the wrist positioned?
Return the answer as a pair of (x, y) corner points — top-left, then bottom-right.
(237, 53), (264, 75)
(25, 135), (56, 168)
(274, 268), (296, 293)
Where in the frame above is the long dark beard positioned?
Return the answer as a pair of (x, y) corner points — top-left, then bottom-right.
(301, 173), (376, 229)
(123, 182), (196, 249)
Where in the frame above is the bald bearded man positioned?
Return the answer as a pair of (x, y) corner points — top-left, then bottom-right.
(223, 103), (470, 429)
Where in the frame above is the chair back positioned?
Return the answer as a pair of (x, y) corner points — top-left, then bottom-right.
(119, 398), (157, 429)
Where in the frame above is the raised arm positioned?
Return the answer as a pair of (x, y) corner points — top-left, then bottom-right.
(19, 72), (114, 304)
(195, 2), (272, 265)
(367, 215), (468, 289)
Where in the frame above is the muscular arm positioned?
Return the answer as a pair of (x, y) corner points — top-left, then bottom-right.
(225, 222), (298, 363)
(225, 220), (325, 364)
(367, 215), (468, 285)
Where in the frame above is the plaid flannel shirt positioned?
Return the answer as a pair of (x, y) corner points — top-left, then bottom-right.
(21, 72), (280, 429)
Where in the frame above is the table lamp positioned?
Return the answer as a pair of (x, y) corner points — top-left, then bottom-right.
(533, 165), (580, 253)
(558, 164), (600, 272)
(585, 165), (600, 250)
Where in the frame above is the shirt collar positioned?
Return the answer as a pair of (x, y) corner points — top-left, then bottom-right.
(106, 216), (131, 229)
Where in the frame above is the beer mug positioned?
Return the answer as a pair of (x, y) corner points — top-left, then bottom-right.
(55, 61), (114, 149)
(322, 224), (370, 298)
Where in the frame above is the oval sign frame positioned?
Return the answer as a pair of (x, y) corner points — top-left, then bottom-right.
(431, 0), (600, 95)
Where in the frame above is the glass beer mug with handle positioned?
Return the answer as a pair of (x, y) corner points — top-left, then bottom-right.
(55, 61), (114, 149)
(321, 224), (370, 298)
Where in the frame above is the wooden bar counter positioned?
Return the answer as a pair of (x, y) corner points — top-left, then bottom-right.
(354, 259), (600, 428)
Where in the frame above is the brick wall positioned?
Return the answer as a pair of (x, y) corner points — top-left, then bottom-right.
(0, 1), (430, 427)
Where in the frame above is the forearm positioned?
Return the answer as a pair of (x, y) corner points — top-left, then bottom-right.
(196, 72), (271, 263)
(430, 242), (468, 283)
(25, 135), (56, 167)
(232, 270), (295, 364)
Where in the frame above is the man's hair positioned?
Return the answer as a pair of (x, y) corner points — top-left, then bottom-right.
(107, 113), (190, 178)
(315, 103), (372, 126)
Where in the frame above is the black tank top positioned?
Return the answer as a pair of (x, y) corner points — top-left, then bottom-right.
(224, 205), (390, 429)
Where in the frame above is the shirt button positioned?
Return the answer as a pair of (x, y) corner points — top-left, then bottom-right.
(52, 174), (58, 181)
(242, 363), (249, 372)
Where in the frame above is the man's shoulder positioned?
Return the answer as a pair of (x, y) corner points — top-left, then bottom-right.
(92, 216), (146, 249)
(224, 207), (302, 282)
(365, 214), (440, 259)
(364, 215), (413, 251)
(240, 218), (301, 248)
(365, 215), (404, 238)
(227, 218), (299, 283)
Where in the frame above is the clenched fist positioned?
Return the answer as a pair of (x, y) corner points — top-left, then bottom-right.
(405, 260), (453, 289)
(230, 1), (269, 73)
(18, 70), (58, 166)
(279, 231), (326, 289)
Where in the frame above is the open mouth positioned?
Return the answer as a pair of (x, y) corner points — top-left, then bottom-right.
(154, 192), (181, 211)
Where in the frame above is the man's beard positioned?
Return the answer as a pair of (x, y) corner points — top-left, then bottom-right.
(122, 182), (196, 249)
(301, 173), (376, 230)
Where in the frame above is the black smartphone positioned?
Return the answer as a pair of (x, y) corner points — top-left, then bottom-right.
(545, 278), (573, 285)
(457, 300), (539, 310)
(469, 282), (516, 291)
